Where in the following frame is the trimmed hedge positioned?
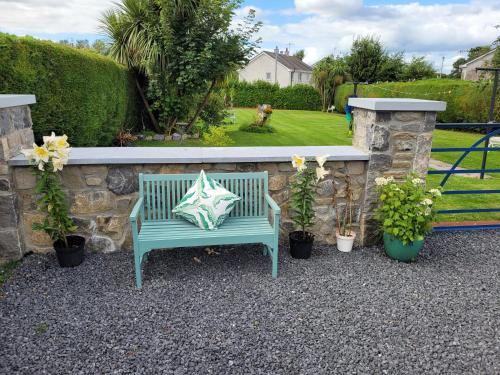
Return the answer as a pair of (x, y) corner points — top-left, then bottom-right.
(232, 81), (321, 111)
(0, 33), (140, 146)
(334, 79), (499, 123)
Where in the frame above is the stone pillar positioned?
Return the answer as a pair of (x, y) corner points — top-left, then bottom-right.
(349, 98), (447, 246)
(0, 95), (36, 262)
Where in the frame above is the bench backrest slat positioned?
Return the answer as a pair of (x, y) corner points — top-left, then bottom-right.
(139, 172), (269, 222)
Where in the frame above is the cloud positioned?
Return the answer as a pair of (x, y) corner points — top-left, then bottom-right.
(255, 0), (500, 71)
(295, 0), (363, 16)
(0, 0), (115, 34)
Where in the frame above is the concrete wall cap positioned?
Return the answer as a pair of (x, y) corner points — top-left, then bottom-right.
(9, 146), (369, 166)
(348, 98), (446, 112)
(0, 95), (36, 109)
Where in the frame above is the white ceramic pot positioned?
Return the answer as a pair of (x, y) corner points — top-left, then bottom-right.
(336, 231), (356, 253)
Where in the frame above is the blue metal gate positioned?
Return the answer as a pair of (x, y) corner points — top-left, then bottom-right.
(429, 123), (500, 231)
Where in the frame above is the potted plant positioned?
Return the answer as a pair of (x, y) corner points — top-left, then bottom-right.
(375, 174), (442, 262)
(22, 133), (83, 267)
(335, 175), (356, 252)
(289, 154), (328, 259)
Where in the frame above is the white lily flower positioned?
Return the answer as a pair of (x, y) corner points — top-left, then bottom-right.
(316, 167), (329, 181)
(291, 155), (306, 172)
(315, 155), (329, 168)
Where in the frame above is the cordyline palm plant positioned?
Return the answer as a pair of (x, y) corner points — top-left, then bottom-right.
(312, 56), (349, 112)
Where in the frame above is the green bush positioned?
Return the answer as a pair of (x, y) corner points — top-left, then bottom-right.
(232, 81), (321, 111)
(239, 123), (275, 133)
(334, 79), (498, 123)
(0, 33), (140, 146)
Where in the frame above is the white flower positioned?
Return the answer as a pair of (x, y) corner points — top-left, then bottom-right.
(412, 178), (423, 185)
(291, 155), (306, 172)
(316, 167), (329, 181)
(43, 132), (57, 146)
(21, 148), (34, 161)
(424, 207), (432, 216)
(429, 188), (442, 197)
(421, 198), (433, 206)
(375, 177), (388, 186)
(52, 157), (65, 172)
(315, 155), (329, 168)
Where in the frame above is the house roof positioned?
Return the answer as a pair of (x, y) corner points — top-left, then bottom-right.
(459, 48), (497, 68)
(261, 51), (313, 72)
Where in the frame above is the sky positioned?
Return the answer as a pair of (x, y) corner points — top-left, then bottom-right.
(0, 0), (499, 73)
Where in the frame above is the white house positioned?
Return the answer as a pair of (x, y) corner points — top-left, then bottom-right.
(460, 49), (497, 81)
(238, 48), (313, 87)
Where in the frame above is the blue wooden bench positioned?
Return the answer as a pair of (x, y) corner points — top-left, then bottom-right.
(130, 172), (281, 288)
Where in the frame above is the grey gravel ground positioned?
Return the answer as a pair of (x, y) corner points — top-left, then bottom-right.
(1, 231), (500, 375)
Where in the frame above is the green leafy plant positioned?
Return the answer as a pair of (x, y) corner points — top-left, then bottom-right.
(23, 133), (77, 245)
(202, 126), (234, 147)
(239, 122), (275, 133)
(375, 175), (442, 245)
(289, 155), (329, 239)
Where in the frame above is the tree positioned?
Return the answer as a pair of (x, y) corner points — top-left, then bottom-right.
(377, 52), (405, 82)
(92, 40), (109, 55)
(312, 56), (349, 111)
(101, 0), (260, 133)
(75, 40), (90, 49)
(294, 49), (305, 61)
(467, 46), (491, 61)
(450, 57), (466, 78)
(402, 57), (436, 80)
(347, 36), (385, 82)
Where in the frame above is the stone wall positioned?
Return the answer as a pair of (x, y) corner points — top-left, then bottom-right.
(352, 108), (438, 245)
(0, 105), (35, 261)
(13, 161), (367, 254)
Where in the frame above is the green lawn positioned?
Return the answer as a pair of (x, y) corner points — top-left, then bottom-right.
(137, 108), (499, 223)
(136, 108), (352, 147)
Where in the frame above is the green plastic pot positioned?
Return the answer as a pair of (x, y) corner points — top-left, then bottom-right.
(383, 233), (424, 262)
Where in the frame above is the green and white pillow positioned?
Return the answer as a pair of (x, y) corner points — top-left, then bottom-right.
(172, 170), (241, 230)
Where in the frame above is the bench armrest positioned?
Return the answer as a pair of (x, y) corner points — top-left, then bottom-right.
(130, 197), (144, 223)
(265, 194), (281, 215)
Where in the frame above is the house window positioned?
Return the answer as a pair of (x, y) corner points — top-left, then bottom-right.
(299, 72), (303, 82)
(266, 72), (271, 80)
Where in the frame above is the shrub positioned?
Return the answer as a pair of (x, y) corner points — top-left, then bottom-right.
(199, 93), (228, 127)
(0, 33), (140, 146)
(239, 123), (275, 133)
(202, 126), (234, 147)
(231, 81), (321, 111)
(375, 175), (442, 244)
(334, 79), (498, 123)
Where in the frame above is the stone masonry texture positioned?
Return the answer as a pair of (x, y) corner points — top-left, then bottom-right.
(13, 161), (367, 254)
(0, 105), (34, 262)
(352, 108), (437, 246)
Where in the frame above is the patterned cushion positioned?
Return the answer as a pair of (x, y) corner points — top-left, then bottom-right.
(172, 170), (241, 230)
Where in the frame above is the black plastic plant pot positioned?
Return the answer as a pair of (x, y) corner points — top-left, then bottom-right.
(53, 235), (85, 268)
(289, 231), (314, 259)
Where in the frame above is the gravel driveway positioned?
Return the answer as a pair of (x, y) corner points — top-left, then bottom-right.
(1, 231), (499, 374)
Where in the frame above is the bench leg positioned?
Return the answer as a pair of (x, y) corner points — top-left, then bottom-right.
(263, 245), (269, 256)
(134, 252), (143, 289)
(271, 241), (278, 279)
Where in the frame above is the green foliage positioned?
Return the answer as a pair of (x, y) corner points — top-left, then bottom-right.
(290, 166), (317, 237)
(102, 0), (261, 131)
(375, 175), (442, 245)
(293, 49), (305, 61)
(378, 52), (405, 82)
(33, 166), (77, 244)
(450, 57), (466, 78)
(202, 126), (234, 146)
(402, 57), (436, 80)
(0, 260), (20, 288)
(347, 36), (385, 82)
(0, 33), (139, 146)
(199, 93), (228, 126)
(334, 79), (499, 123)
(312, 56), (349, 111)
(231, 81), (321, 110)
(239, 122), (275, 133)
